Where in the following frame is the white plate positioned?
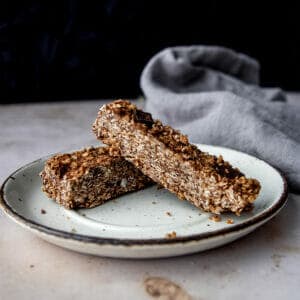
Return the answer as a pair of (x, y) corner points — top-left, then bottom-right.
(0, 144), (287, 258)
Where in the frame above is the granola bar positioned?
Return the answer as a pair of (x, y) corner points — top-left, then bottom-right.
(93, 100), (261, 215)
(40, 147), (153, 209)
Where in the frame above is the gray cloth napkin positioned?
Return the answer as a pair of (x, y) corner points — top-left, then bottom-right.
(141, 45), (300, 191)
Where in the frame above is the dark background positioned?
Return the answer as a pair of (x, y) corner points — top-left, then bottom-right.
(0, 1), (299, 103)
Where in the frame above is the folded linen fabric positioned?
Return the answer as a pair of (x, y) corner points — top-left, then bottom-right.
(141, 46), (300, 191)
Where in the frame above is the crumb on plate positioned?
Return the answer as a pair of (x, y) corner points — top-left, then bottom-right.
(165, 231), (177, 239)
(209, 214), (221, 222)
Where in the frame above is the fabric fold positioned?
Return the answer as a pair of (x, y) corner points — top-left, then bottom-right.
(141, 45), (300, 191)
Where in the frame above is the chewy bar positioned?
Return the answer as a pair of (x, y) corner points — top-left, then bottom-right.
(93, 100), (261, 215)
(40, 147), (153, 209)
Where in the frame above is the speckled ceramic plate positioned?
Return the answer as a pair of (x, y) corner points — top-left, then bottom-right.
(0, 144), (287, 258)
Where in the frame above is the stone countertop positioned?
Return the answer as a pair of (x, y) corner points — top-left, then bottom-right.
(0, 96), (299, 300)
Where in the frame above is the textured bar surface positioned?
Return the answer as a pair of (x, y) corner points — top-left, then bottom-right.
(40, 146), (153, 209)
(93, 100), (261, 215)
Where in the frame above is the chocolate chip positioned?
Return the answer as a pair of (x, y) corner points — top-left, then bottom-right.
(133, 109), (154, 127)
(214, 164), (242, 179)
(59, 165), (69, 178)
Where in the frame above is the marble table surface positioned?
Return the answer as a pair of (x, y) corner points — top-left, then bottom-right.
(0, 95), (299, 300)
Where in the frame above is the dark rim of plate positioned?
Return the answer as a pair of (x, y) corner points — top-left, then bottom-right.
(0, 149), (288, 247)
